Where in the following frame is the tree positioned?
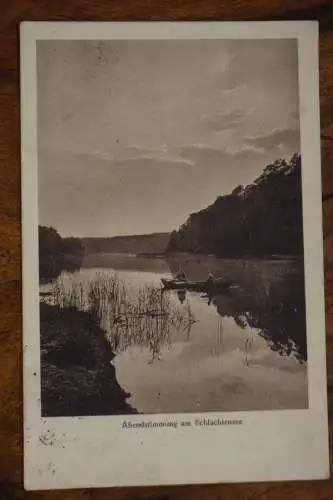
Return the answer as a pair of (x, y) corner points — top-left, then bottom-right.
(166, 153), (303, 258)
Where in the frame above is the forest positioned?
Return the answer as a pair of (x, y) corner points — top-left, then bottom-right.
(81, 232), (170, 255)
(39, 225), (84, 281)
(166, 153), (303, 257)
(38, 152), (304, 277)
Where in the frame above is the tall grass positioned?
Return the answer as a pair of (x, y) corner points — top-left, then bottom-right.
(43, 272), (195, 363)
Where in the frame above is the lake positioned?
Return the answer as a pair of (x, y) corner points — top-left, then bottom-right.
(40, 253), (308, 414)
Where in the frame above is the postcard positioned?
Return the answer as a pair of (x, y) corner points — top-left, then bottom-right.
(20, 21), (329, 490)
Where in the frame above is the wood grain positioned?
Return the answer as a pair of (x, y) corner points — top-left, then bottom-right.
(0, 1), (332, 499)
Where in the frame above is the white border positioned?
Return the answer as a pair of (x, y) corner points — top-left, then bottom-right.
(20, 21), (329, 490)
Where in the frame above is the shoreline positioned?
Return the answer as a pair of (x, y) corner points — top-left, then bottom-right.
(40, 302), (138, 417)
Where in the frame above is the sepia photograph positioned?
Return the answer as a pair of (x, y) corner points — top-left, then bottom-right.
(37, 37), (307, 417)
(21, 21), (329, 490)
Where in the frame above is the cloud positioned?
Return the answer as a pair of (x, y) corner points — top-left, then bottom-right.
(38, 142), (271, 237)
(224, 143), (265, 155)
(243, 128), (300, 152)
(121, 146), (195, 166)
(200, 110), (245, 133)
(179, 143), (265, 165)
(40, 145), (195, 167)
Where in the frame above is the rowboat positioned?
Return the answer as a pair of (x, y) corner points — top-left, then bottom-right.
(161, 277), (231, 293)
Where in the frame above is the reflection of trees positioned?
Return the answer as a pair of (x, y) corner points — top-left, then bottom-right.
(39, 225), (84, 283)
(165, 256), (307, 364)
(211, 271), (307, 363)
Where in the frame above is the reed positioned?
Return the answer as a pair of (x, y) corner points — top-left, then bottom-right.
(44, 272), (195, 363)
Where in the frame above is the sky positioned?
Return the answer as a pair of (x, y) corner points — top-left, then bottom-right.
(37, 38), (300, 237)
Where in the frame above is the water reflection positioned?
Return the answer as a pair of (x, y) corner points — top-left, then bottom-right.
(41, 256), (307, 369)
(40, 255), (308, 413)
(169, 262), (307, 364)
(42, 272), (196, 365)
(39, 254), (83, 284)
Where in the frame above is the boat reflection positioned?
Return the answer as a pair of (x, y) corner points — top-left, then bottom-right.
(170, 268), (307, 364)
(177, 289), (186, 304)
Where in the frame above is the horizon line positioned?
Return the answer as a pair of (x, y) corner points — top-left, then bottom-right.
(38, 225), (172, 239)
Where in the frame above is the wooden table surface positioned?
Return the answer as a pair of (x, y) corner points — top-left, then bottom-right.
(1, 1), (333, 499)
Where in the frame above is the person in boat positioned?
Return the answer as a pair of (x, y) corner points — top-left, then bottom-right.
(176, 268), (186, 281)
(207, 271), (214, 284)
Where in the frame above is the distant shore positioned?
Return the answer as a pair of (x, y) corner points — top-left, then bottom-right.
(80, 250), (303, 261)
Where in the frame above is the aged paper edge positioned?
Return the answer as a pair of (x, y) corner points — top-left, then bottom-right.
(20, 21), (329, 490)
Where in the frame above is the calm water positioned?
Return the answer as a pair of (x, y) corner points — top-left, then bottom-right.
(41, 253), (308, 413)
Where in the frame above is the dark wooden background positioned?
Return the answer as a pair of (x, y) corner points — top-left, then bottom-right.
(1, 1), (333, 499)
